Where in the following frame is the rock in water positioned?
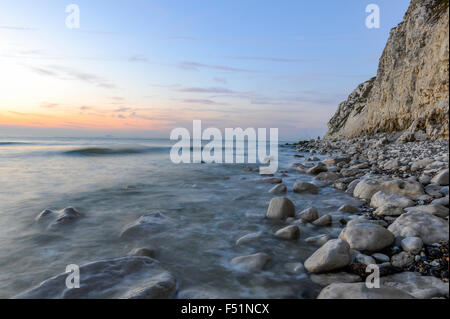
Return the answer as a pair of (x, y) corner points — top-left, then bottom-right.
(317, 283), (414, 299)
(312, 215), (332, 227)
(275, 225), (300, 240)
(236, 232), (263, 246)
(268, 183), (287, 194)
(310, 272), (362, 286)
(266, 197), (296, 219)
(230, 253), (271, 272)
(14, 257), (176, 299)
(120, 212), (175, 238)
(307, 163), (328, 175)
(338, 204), (359, 214)
(387, 211), (449, 245)
(293, 182), (319, 194)
(298, 207), (319, 222)
(129, 247), (157, 258)
(339, 222), (395, 253)
(304, 239), (351, 273)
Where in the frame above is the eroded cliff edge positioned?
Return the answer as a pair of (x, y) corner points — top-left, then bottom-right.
(326, 0), (449, 140)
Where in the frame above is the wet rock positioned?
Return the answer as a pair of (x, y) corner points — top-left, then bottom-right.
(432, 196), (449, 207)
(304, 239), (351, 273)
(313, 172), (341, 183)
(236, 232), (263, 246)
(401, 237), (423, 254)
(284, 262), (306, 274)
(355, 253), (376, 266)
(317, 282), (414, 299)
(307, 163), (328, 175)
(231, 253), (271, 272)
(339, 222), (395, 253)
(120, 212), (175, 238)
(14, 257), (176, 299)
(381, 272), (449, 299)
(387, 211), (449, 245)
(266, 197), (296, 220)
(275, 225), (300, 240)
(298, 207), (319, 222)
(268, 183), (287, 194)
(257, 177), (283, 184)
(313, 215), (332, 227)
(346, 179), (361, 194)
(293, 182), (319, 194)
(177, 288), (223, 299)
(425, 184), (444, 198)
(374, 204), (406, 216)
(338, 204), (360, 214)
(129, 247), (157, 258)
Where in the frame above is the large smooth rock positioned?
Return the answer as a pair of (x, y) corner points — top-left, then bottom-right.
(313, 172), (341, 183)
(431, 169), (449, 186)
(317, 283), (414, 299)
(304, 239), (351, 273)
(120, 212), (175, 238)
(231, 253), (271, 272)
(266, 197), (295, 219)
(353, 179), (383, 199)
(14, 257), (176, 299)
(381, 272), (449, 299)
(293, 182), (319, 194)
(380, 180), (425, 199)
(275, 225), (300, 240)
(370, 191), (414, 209)
(387, 211), (449, 245)
(298, 207), (319, 222)
(313, 215), (332, 226)
(339, 223), (394, 253)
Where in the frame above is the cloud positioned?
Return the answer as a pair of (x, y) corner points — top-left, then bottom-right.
(129, 54), (148, 63)
(0, 26), (37, 31)
(178, 87), (236, 94)
(118, 114), (126, 119)
(114, 107), (131, 112)
(213, 77), (227, 84)
(177, 61), (256, 73)
(228, 56), (314, 63)
(25, 64), (117, 89)
(40, 102), (59, 108)
(182, 99), (226, 105)
(79, 106), (91, 110)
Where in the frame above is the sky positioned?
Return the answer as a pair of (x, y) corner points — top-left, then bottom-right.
(0, 0), (410, 139)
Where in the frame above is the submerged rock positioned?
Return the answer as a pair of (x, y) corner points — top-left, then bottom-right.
(298, 207), (319, 222)
(230, 253), (271, 272)
(236, 232), (263, 246)
(275, 225), (300, 240)
(14, 257), (176, 299)
(293, 182), (319, 194)
(120, 212), (175, 238)
(310, 272), (362, 286)
(268, 183), (287, 194)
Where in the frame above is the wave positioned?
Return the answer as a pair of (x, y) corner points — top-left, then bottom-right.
(0, 142), (33, 146)
(62, 146), (170, 157)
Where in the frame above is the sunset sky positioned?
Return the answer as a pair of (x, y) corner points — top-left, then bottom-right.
(0, 0), (410, 139)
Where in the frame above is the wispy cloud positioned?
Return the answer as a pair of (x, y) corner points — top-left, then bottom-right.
(40, 102), (59, 108)
(177, 61), (257, 73)
(228, 56), (314, 63)
(178, 87), (237, 94)
(25, 64), (117, 89)
(114, 107), (132, 112)
(128, 54), (148, 62)
(0, 25), (37, 31)
(182, 99), (226, 105)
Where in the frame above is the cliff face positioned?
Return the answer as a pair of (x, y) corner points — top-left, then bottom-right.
(326, 0), (449, 139)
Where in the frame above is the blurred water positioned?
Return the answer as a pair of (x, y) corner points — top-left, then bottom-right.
(0, 137), (360, 298)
